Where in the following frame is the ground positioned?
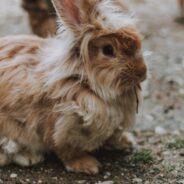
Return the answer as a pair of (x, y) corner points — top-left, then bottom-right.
(0, 0), (184, 183)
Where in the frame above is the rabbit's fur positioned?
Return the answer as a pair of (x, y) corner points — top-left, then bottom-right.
(0, 0), (147, 174)
(178, 0), (184, 17)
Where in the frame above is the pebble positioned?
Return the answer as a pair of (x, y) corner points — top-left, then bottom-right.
(10, 173), (17, 178)
(52, 177), (58, 180)
(144, 181), (150, 184)
(103, 175), (109, 180)
(163, 151), (170, 156)
(96, 181), (114, 184)
(159, 174), (164, 177)
(0, 179), (3, 184)
(179, 88), (184, 96)
(104, 172), (111, 179)
(155, 126), (167, 135)
(133, 178), (143, 183)
(144, 114), (154, 122)
(78, 180), (86, 184)
(177, 180), (184, 184)
(171, 130), (180, 136)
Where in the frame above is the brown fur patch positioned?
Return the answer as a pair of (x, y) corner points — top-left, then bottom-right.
(0, 45), (25, 62)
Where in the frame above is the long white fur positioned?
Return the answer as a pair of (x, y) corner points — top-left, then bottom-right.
(38, 30), (76, 87)
(97, 0), (135, 29)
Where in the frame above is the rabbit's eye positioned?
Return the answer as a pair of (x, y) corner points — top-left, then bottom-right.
(102, 45), (114, 57)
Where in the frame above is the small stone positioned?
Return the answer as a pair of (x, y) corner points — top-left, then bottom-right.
(177, 180), (184, 184)
(52, 177), (58, 180)
(78, 180), (86, 184)
(155, 126), (167, 135)
(96, 181), (114, 184)
(145, 114), (154, 122)
(10, 173), (17, 178)
(160, 174), (164, 177)
(133, 178), (143, 183)
(104, 175), (108, 179)
(149, 169), (155, 174)
(172, 130), (180, 136)
(144, 181), (150, 184)
(38, 180), (43, 183)
(163, 151), (170, 156)
(179, 89), (184, 96)
(104, 172), (111, 179)
(0, 179), (3, 184)
(105, 172), (111, 176)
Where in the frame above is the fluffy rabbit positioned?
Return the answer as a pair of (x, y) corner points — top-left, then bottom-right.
(22, 0), (56, 37)
(0, 0), (147, 174)
(178, 0), (184, 17)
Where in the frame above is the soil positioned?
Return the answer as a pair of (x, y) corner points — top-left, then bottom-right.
(0, 0), (184, 183)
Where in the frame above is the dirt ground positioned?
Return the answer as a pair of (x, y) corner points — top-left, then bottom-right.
(0, 0), (184, 183)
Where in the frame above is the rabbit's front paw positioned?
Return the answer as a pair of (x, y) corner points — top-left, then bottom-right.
(13, 152), (44, 167)
(64, 154), (101, 175)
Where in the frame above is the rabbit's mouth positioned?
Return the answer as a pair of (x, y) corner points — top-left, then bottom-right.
(119, 75), (145, 89)
(119, 60), (147, 88)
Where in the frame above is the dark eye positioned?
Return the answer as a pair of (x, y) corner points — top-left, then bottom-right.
(102, 45), (114, 57)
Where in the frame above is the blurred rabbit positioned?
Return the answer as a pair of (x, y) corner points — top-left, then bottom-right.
(0, 0), (146, 174)
(178, 0), (184, 17)
(22, 0), (56, 37)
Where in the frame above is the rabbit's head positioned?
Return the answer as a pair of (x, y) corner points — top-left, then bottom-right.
(52, 0), (147, 99)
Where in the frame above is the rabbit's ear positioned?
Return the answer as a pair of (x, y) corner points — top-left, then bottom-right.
(52, 0), (82, 28)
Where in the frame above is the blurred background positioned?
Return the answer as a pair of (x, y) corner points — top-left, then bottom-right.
(0, 0), (184, 183)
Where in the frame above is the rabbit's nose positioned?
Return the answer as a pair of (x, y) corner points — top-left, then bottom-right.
(135, 61), (147, 81)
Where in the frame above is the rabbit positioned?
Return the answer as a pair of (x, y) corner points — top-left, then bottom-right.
(22, 0), (57, 37)
(0, 0), (147, 174)
(178, 0), (184, 17)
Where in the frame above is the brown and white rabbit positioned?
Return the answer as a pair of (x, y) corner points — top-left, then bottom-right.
(22, 0), (56, 37)
(178, 0), (184, 17)
(0, 0), (147, 174)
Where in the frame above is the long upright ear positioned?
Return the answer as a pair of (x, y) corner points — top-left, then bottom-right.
(52, 0), (82, 28)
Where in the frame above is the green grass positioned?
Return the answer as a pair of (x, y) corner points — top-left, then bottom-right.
(133, 149), (154, 164)
(167, 138), (184, 149)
